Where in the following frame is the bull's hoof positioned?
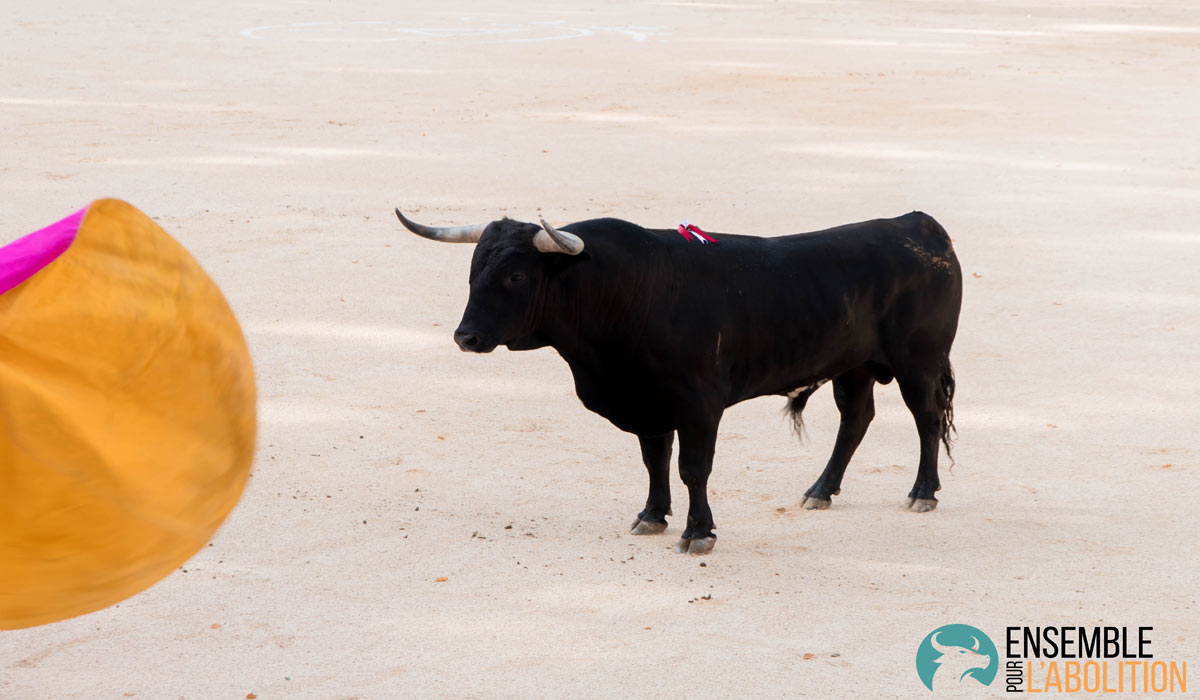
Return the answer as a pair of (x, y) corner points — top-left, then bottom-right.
(630, 518), (669, 535)
(902, 497), (938, 512)
(801, 496), (831, 510)
(674, 536), (717, 556)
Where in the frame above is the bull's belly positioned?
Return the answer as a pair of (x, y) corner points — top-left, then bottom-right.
(568, 360), (871, 435)
(562, 339), (887, 435)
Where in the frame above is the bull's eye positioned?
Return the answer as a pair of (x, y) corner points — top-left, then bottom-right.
(509, 272), (525, 283)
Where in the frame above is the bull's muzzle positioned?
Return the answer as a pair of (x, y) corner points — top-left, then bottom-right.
(453, 329), (493, 353)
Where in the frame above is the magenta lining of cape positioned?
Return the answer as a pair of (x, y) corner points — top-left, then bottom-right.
(0, 206), (87, 295)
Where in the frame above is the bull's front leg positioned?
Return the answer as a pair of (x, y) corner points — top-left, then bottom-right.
(630, 432), (674, 535)
(674, 417), (720, 555)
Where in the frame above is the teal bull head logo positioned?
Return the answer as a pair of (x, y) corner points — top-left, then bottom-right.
(915, 624), (999, 691)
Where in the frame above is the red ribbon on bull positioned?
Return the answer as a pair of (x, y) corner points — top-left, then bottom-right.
(677, 220), (718, 244)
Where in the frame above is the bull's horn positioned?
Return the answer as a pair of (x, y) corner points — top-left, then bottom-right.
(930, 632), (953, 655)
(969, 636), (980, 652)
(395, 208), (487, 243)
(534, 219), (585, 255)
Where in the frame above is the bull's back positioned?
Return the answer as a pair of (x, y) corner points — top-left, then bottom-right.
(666, 212), (961, 400)
(556, 213), (959, 431)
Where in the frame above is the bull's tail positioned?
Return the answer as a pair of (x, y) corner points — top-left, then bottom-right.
(940, 361), (957, 464)
(785, 388), (818, 442)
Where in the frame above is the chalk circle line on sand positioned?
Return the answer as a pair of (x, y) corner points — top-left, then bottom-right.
(239, 19), (667, 44)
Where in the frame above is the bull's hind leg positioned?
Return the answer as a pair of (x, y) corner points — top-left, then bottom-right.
(896, 361), (953, 513)
(801, 366), (876, 510)
(630, 432), (674, 535)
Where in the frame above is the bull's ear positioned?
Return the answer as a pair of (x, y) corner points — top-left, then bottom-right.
(534, 219), (584, 255)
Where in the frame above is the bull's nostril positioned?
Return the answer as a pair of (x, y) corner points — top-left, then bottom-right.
(454, 330), (482, 351)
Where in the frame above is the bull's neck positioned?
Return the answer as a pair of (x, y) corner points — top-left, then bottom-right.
(537, 249), (664, 366)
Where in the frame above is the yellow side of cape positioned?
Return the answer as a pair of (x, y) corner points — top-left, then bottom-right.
(0, 199), (256, 629)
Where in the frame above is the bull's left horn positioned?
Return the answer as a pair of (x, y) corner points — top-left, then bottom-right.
(395, 208), (487, 243)
(535, 219), (585, 255)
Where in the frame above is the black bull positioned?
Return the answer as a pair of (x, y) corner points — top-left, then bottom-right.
(398, 209), (962, 555)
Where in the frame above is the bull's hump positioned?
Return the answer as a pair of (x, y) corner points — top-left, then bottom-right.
(563, 217), (641, 233)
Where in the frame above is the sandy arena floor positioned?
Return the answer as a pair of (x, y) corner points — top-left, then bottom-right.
(2, 1), (1198, 698)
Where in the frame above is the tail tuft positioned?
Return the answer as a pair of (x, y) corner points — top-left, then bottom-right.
(940, 362), (957, 465)
(785, 390), (816, 442)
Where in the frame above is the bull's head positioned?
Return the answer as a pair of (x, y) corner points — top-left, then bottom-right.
(930, 632), (990, 681)
(396, 209), (584, 353)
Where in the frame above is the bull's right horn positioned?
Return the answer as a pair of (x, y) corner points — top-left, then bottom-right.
(395, 208), (487, 243)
